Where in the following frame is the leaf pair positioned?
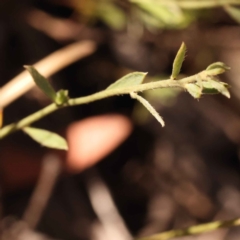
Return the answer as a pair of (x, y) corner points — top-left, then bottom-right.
(185, 64), (230, 99)
(202, 79), (230, 98)
(24, 66), (68, 150)
(206, 62), (230, 75)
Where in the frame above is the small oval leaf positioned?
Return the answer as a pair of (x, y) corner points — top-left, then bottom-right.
(206, 62), (230, 75)
(203, 79), (230, 98)
(107, 72), (147, 90)
(206, 62), (230, 71)
(24, 127), (68, 150)
(185, 83), (202, 99)
(201, 76), (230, 98)
(171, 42), (186, 80)
(24, 66), (57, 102)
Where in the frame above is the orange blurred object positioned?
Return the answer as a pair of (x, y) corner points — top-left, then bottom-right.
(1, 114), (132, 191)
(66, 114), (133, 172)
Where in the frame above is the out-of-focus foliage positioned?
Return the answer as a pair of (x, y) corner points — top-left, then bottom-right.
(224, 5), (240, 24)
(131, 0), (196, 29)
(96, 0), (127, 29)
(70, 0), (240, 30)
(72, 0), (127, 30)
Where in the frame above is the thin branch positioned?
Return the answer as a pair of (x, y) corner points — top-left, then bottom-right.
(136, 218), (240, 240)
(0, 72), (199, 140)
(0, 104), (57, 139)
(131, 0), (240, 9)
(86, 170), (132, 240)
(23, 154), (62, 229)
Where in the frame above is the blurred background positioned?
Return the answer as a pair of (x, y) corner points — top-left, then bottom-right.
(1, 0), (240, 239)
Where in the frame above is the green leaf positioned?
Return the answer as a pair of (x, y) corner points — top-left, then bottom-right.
(171, 42), (186, 80)
(23, 127), (68, 150)
(206, 62), (230, 71)
(206, 62), (230, 75)
(131, 92), (165, 127)
(203, 79), (230, 98)
(97, 1), (126, 30)
(175, 1), (240, 9)
(224, 5), (240, 24)
(55, 90), (69, 106)
(133, 1), (184, 27)
(24, 66), (57, 102)
(107, 72), (147, 90)
(185, 83), (202, 99)
(202, 88), (219, 95)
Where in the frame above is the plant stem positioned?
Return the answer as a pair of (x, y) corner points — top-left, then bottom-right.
(0, 104), (57, 139)
(69, 74), (196, 105)
(177, 0), (240, 9)
(131, 0), (240, 9)
(136, 218), (240, 240)
(0, 73), (198, 140)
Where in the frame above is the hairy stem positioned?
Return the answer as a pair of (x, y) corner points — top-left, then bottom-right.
(0, 104), (57, 139)
(131, 0), (240, 9)
(136, 218), (240, 240)
(0, 73), (199, 139)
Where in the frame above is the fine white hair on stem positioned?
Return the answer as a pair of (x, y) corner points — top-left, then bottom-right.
(130, 92), (165, 127)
